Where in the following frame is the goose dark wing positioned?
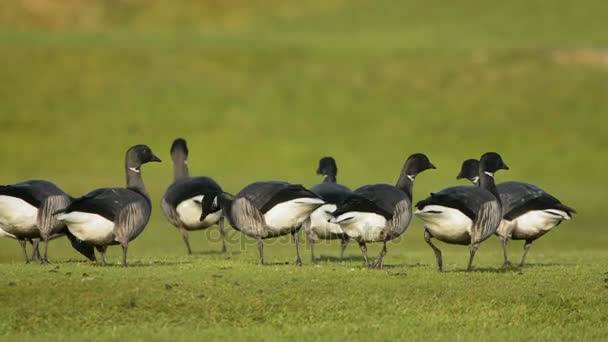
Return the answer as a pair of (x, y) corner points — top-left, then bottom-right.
(163, 176), (222, 207)
(354, 184), (409, 216)
(332, 194), (394, 220)
(62, 188), (148, 222)
(238, 182), (320, 214)
(0, 180), (68, 208)
(415, 186), (495, 221)
(498, 182), (575, 220)
(311, 182), (351, 204)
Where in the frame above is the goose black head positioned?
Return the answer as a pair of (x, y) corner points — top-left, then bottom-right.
(457, 159), (480, 184)
(316, 157), (338, 177)
(402, 153), (436, 180)
(126, 144), (162, 172)
(170, 138), (189, 162)
(479, 152), (509, 176)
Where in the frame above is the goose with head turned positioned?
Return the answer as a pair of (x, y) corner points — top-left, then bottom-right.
(0, 180), (96, 263)
(161, 138), (227, 255)
(415, 152), (509, 272)
(457, 159), (575, 267)
(330, 153), (435, 269)
(304, 157), (352, 263)
(56, 145), (161, 267)
(207, 181), (325, 265)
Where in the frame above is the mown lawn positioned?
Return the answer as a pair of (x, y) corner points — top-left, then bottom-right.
(1, 0), (607, 340)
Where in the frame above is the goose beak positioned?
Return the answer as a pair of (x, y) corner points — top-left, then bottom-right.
(502, 163), (509, 170)
(150, 154), (162, 163)
(429, 163), (437, 170)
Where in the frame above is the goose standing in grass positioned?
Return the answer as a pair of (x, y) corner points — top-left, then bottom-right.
(457, 159), (576, 267)
(0, 180), (95, 263)
(304, 157), (352, 263)
(330, 154), (435, 269)
(414, 152), (509, 272)
(56, 145), (161, 266)
(161, 138), (227, 255)
(208, 182), (324, 265)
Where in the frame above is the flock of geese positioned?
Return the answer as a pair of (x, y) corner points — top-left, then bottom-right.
(0, 139), (575, 271)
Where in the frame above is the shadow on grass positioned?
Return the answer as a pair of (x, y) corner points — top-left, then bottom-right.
(191, 250), (242, 256)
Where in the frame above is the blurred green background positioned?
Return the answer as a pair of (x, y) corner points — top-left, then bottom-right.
(0, 0), (607, 259)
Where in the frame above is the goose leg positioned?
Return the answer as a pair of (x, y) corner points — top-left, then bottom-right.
(179, 226), (192, 255)
(424, 228), (443, 272)
(519, 240), (534, 267)
(121, 244), (128, 267)
(309, 237), (316, 264)
(340, 237), (349, 260)
(96, 246), (107, 266)
(373, 240), (388, 269)
(40, 237), (50, 264)
(18, 239), (30, 264)
(31, 239), (41, 262)
(219, 216), (227, 254)
(257, 239), (264, 265)
(358, 241), (371, 267)
(500, 236), (512, 268)
(293, 229), (303, 266)
(466, 242), (480, 272)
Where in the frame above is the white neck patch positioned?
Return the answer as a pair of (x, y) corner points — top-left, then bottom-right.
(129, 167), (141, 173)
(407, 175), (415, 182)
(472, 176), (480, 184)
(484, 171), (494, 177)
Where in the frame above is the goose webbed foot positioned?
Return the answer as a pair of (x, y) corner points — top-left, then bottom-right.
(179, 227), (193, 255)
(502, 260), (513, 268)
(219, 216), (228, 254)
(371, 240), (388, 269)
(358, 241), (371, 268)
(121, 244), (128, 267)
(257, 239), (265, 265)
(424, 228), (443, 272)
(309, 237), (317, 264)
(31, 239), (41, 262)
(96, 246), (107, 266)
(18, 240), (31, 264)
(40, 239), (50, 265)
(518, 240), (534, 268)
(340, 238), (349, 260)
(293, 229), (303, 266)
(466, 242), (480, 272)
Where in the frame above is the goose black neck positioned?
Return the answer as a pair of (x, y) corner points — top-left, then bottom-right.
(322, 174), (337, 183)
(396, 170), (414, 199)
(125, 156), (150, 198)
(479, 173), (500, 203)
(172, 159), (189, 180)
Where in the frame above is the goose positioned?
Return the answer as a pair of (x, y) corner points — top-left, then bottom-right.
(161, 138), (227, 255)
(305, 157), (352, 263)
(457, 159), (576, 267)
(414, 152), (509, 272)
(0, 180), (95, 263)
(56, 145), (161, 266)
(330, 153), (435, 269)
(208, 182), (325, 265)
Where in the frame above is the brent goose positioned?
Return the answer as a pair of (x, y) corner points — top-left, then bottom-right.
(0, 180), (94, 263)
(415, 152), (508, 271)
(161, 138), (227, 255)
(330, 153), (435, 269)
(56, 145), (161, 266)
(457, 159), (575, 267)
(210, 182), (324, 265)
(305, 157), (352, 263)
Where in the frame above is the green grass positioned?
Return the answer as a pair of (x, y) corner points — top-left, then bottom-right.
(1, 0), (607, 340)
